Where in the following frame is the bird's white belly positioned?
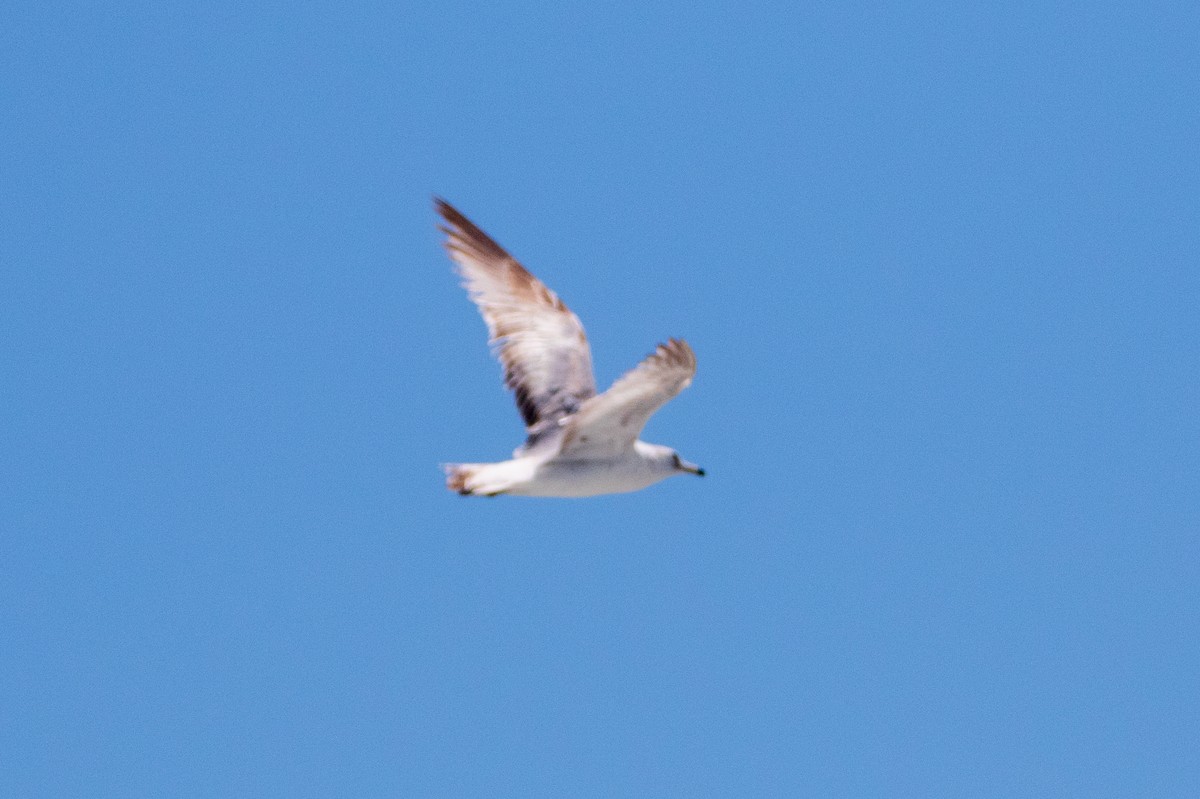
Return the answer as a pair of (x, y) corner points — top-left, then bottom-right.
(508, 456), (667, 498)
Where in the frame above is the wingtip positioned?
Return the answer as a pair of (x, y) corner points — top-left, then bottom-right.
(434, 197), (473, 228)
(654, 338), (696, 369)
(433, 199), (513, 262)
(433, 196), (455, 218)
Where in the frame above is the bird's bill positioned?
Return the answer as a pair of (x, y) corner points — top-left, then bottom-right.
(678, 459), (705, 477)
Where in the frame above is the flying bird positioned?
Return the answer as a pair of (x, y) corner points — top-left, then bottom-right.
(436, 198), (704, 497)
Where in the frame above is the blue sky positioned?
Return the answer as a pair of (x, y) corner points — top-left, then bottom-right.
(3, 1), (1198, 795)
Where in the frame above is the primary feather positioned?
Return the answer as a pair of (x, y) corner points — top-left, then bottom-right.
(436, 198), (596, 434)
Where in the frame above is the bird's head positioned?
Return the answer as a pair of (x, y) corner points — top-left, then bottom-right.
(638, 442), (704, 478)
(671, 451), (705, 477)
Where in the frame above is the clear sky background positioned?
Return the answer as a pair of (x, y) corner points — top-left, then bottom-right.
(4, 1), (1198, 796)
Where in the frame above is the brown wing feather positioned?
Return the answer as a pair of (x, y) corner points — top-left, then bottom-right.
(559, 338), (697, 458)
(436, 198), (596, 430)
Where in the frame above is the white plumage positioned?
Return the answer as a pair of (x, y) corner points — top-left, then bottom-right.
(436, 199), (704, 497)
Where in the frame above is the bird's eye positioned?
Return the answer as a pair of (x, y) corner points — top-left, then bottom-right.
(672, 454), (681, 468)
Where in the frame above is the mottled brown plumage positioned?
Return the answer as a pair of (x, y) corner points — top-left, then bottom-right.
(436, 198), (596, 434)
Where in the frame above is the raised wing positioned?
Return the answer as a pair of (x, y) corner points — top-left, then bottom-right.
(436, 198), (597, 432)
(559, 338), (696, 459)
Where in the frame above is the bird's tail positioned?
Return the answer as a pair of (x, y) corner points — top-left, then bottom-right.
(442, 463), (474, 495)
(442, 463), (509, 496)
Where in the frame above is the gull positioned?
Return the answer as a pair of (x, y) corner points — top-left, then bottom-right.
(436, 198), (704, 497)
